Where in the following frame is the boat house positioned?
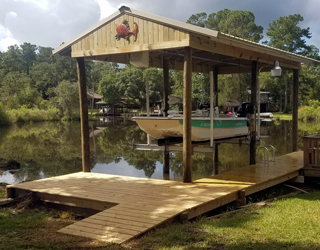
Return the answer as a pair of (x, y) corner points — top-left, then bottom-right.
(53, 6), (320, 183)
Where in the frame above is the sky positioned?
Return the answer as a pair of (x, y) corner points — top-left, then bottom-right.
(1, 0), (320, 52)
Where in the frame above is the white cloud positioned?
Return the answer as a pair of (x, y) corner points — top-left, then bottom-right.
(94, 0), (117, 20)
(14, 0), (50, 10)
(0, 36), (20, 51)
(0, 24), (19, 51)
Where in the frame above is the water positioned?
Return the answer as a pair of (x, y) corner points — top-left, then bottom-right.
(0, 117), (318, 184)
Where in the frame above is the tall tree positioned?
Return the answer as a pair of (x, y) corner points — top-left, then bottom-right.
(207, 9), (263, 42)
(20, 42), (37, 75)
(187, 9), (263, 42)
(186, 12), (207, 27)
(265, 14), (314, 111)
(0, 45), (24, 78)
(265, 14), (311, 54)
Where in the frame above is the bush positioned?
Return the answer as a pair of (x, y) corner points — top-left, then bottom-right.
(0, 102), (10, 126)
(7, 106), (59, 123)
(308, 100), (320, 109)
(298, 106), (320, 121)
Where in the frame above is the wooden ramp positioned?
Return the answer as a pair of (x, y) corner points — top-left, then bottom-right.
(7, 151), (303, 244)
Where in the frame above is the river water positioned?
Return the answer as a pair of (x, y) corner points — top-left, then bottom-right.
(0, 117), (318, 184)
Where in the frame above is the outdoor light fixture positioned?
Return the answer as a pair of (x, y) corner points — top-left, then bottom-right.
(271, 60), (282, 77)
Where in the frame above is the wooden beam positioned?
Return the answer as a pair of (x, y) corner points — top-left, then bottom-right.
(183, 47), (192, 183)
(189, 34), (301, 70)
(76, 58), (91, 172)
(71, 39), (190, 58)
(250, 61), (258, 165)
(163, 59), (169, 117)
(292, 69), (299, 152)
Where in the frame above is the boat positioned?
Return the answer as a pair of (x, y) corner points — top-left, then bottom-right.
(132, 115), (248, 141)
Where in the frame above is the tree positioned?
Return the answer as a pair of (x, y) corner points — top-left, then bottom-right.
(207, 9), (263, 42)
(117, 65), (146, 108)
(0, 45), (24, 78)
(265, 14), (314, 111)
(186, 12), (207, 27)
(20, 42), (37, 75)
(187, 9), (263, 42)
(144, 68), (166, 104)
(0, 72), (40, 109)
(301, 45), (320, 60)
(265, 14), (311, 54)
(55, 81), (79, 119)
(98, 71), (121, 104)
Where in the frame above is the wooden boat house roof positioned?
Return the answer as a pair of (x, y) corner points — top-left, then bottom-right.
(53, 6), (320, 74)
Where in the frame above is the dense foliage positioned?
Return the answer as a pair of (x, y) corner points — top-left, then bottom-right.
(0, 10), (320, 125)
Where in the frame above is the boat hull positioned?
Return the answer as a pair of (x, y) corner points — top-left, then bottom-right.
(132, 117), (248, 141)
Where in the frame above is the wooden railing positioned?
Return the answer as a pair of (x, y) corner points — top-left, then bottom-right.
(303, 134), (320, 168)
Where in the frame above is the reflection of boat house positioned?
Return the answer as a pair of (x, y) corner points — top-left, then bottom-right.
(53, 6), (320, 183)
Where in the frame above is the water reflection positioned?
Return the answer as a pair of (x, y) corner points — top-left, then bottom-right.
(0, 117), (318, 184)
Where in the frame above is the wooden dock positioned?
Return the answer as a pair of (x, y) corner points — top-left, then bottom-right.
(7, 151), (303, 244)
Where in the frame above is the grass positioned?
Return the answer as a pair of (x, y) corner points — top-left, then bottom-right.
(1, 188), (320, 249)
(0, 185), (5, 198)
(273, 112), (292, 120)
(131, 190), (320, 250)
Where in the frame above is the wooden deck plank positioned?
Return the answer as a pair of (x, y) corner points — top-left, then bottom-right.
(81, 217), (150, 232)
(8, 151), (304, 244)
(66, 221), (141, 236)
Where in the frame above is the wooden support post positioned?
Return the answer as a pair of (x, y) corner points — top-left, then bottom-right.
(210, 68), (218, 149)
(214, 143), (219, 175)
(146, 76), (150, 116)
(214, 144), (219, 163)
(213, 69), (219, 166)
(235, 190), (246, 207)
(163, 140), (170, 175)
(76, 58), (91, 172)
(183, 47), (192, 183)
(250, 61), (258, 165)
(292, 69), (299, 152)
(210, 70), (214, 147)
(6, 187), (14, 199)
(163, 59), (169, 117)
(213, 69), (218, 106)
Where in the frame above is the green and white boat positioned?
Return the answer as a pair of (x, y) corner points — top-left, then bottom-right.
(132, 115), (248, 142)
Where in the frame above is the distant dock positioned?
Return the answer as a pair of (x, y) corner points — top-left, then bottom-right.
(7, 151), (303, 244)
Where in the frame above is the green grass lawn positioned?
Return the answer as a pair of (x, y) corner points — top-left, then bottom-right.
(132, 190), (320, 250)
(1, 188), (320, 249)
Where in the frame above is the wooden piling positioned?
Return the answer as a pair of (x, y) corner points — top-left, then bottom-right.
(163, 59), (169, 117)
(76, 58), (91, 172)
(292, 69), (299, 152)
(250, 61), (258, 165)
(183, 47), (192, 183)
